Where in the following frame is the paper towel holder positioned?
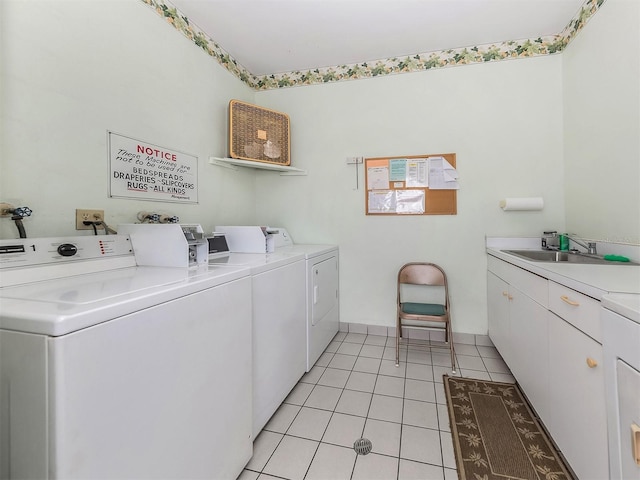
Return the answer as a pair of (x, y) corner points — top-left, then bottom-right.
(499, 197), (544, 211)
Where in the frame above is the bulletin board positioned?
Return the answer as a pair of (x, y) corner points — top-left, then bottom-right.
(365, 154), (457, 215)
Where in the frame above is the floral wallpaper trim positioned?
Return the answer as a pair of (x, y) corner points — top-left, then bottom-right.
(140, 0), (259, 86)
(141, 0), (605, 90)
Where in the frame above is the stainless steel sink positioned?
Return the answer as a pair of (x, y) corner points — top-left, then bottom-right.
(502, 250), (637, 265)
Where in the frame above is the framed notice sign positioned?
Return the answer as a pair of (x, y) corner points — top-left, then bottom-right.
(108, 131), (198, 204)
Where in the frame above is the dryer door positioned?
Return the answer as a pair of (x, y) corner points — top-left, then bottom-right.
(617, 360), (640, 479)
(311, 256), (338, 326)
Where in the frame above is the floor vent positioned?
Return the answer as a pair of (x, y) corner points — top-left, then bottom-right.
(353, 438), (373, 455)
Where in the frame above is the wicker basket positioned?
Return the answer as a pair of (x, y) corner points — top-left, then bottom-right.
(229, 100), (291, 165)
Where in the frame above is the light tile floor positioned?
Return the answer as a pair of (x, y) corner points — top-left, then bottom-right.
(238, 332), (514, 480)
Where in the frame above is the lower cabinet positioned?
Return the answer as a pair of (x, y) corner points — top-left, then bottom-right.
(487, 260), (549, 422)
(487, 255), (609, 479)
(548, 314), (608, 480)
(487, 271), (511, 362)
(509, 286), (549, 423)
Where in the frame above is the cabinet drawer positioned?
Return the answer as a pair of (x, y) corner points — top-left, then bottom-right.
(549, 281), (601, 342)
(487, 256), (548, 307)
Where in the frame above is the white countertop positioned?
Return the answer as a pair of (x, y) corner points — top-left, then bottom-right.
(486, 237), (640, 301)
(601, 293), (640, 324)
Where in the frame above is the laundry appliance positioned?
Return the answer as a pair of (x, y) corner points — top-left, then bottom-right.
(271, 227), (340, 371)
(117, 222), (208, 267)
(0, 232), (252, 480)
(602, 293), (640, 479)
(211, 226), (306, 437)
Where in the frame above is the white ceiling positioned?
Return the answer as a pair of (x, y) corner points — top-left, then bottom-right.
(168, 0), (586, 76)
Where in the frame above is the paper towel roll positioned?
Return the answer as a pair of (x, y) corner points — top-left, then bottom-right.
(499, 197), (544, 211)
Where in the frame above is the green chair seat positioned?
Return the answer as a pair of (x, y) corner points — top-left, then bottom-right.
(401, 302), (446, 316)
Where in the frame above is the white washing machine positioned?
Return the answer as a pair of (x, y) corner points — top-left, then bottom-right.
(602, 293), (640, 480)
(209, 232), (307, 437)
(0, 235), (253, 480)
(272, 228), (340, 371)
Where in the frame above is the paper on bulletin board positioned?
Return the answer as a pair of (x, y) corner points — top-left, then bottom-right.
(367, 159), (390, 190)
(108, 131), (198, 203)
(396, 190), (425, 214)
(406, 158), (428, 187)
(368, 190), (395, 213)
(368, 190), (425, 214)
(428, 156), (459, 190)
(389, 159), (407, 182)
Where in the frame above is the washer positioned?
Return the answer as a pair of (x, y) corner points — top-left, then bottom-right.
(272, 228), (340, 371)
(209, 246), (307, 437)
(602, 294), (640, 480)
(0, 235), (253, 480)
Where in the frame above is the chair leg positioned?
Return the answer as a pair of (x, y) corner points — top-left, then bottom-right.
(448, 323), (456, 374)
(395, 325), (400, 367)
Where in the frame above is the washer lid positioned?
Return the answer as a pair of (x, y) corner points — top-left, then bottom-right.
(209, 251), (305, 274)
(278, 244), (339, 259)
(0, 264), (250, 336)
(0, 267), (185, 305)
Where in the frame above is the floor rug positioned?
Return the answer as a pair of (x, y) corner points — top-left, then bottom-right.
(444, 375), (575, 480)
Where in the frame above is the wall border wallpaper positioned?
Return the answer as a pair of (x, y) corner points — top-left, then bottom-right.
(141, 0), (605, 90)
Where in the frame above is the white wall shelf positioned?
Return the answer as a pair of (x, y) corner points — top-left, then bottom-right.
(209, 157), (307, 176)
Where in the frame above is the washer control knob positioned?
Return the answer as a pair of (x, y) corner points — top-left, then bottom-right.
(57, 243), (78, 257)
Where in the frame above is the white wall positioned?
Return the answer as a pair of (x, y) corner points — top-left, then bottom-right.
(255, 56), (565, 334)
(2, 0), (636, 336)
(563, 0), (640, 244)
(0, 0), (256, 238)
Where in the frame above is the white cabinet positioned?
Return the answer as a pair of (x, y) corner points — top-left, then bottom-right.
(548, 314), (608, 480)
(509, 286), (549, 422)
(487, 254), (609, 479)
(547, 281), (608, 480)
(487, 272), (510, 362)
(487, 259), (549, 421)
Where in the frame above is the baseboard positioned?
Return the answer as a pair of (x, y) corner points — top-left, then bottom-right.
(339, 321), (493, 347)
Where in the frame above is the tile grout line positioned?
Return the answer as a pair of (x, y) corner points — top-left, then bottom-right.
(250, 332), (504, 480)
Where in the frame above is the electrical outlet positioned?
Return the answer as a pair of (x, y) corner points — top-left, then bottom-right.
(76, 209), (105, 230)
(0, 203), (15, 217)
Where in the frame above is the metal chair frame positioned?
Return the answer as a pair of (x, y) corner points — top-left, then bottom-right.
(395, 262), (455, 373)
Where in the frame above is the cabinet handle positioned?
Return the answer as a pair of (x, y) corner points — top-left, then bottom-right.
(502, 291), (509, 297)
(560, 295), (580, 306)
(586, 357), (598, 368)
(632, 423), (640, 465)
(507, 294), (513, 301)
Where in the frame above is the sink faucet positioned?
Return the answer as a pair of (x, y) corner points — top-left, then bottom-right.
(566, 234), (597, 255)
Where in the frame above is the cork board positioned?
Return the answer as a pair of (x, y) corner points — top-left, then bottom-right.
(365, 154), (457, 215)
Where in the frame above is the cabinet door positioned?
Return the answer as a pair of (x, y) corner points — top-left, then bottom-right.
(487, 272), (510, 363)
(509, 286), (549, 422)
(548, 314), (608, 480)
